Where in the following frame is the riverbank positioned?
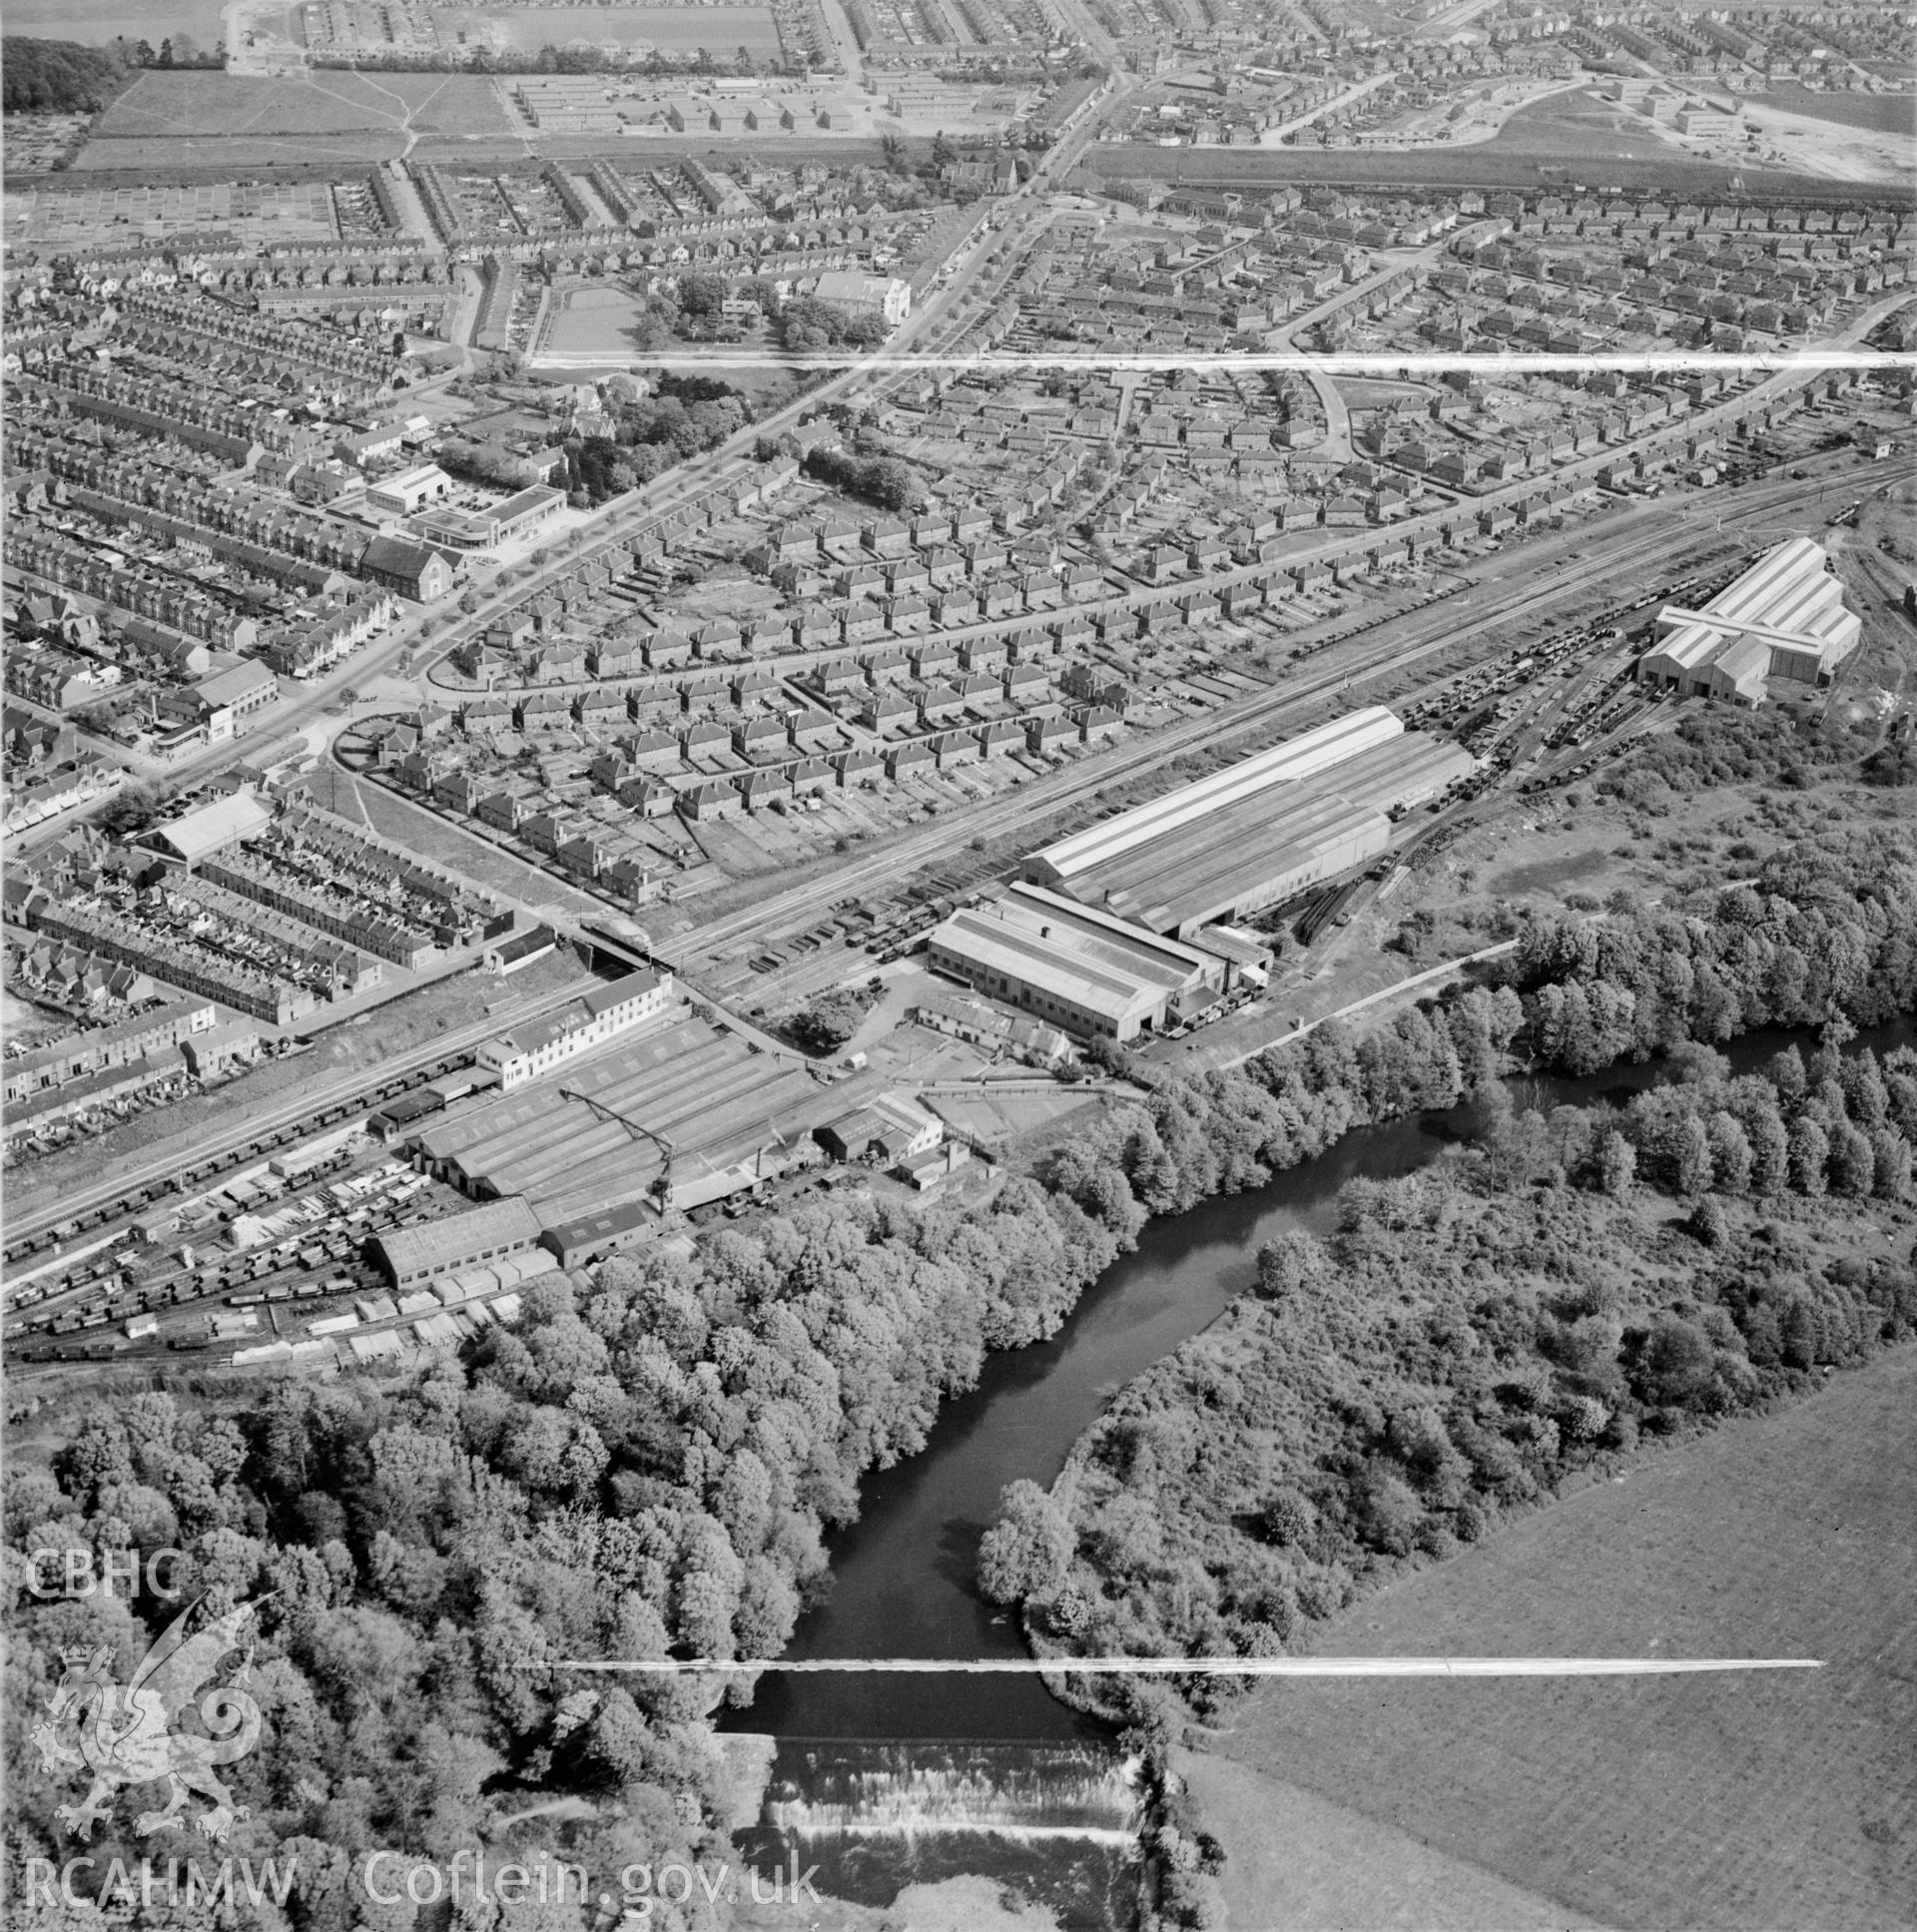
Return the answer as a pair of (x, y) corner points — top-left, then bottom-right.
(998, 1011), (1913, 1927)
(1021, 1032), (1912, 1706)
(1182, 1340), (1917, 1930)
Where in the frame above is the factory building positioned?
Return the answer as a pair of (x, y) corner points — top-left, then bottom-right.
(926, 883), (1220, 1041)
(374, 1195), (542, 1289)
(474, 968), (673, 1091)
(1022, 708), (1474, 938)
(1638, 537), (1861, 705)
(412, 1012), (829, 1222)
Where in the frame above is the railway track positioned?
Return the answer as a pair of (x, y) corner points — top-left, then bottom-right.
(670, 460), (1909, 980)
(0, 975), (580, 1257)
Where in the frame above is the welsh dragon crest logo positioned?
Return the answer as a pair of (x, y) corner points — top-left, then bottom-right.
(31, 1595), (268, 1844)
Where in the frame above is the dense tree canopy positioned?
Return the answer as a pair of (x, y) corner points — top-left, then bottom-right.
(3, 38), (128, 111)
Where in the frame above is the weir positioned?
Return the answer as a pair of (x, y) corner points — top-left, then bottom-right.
(760, 1739), (1145, 1840)
(738, 1740), (1145, 1929)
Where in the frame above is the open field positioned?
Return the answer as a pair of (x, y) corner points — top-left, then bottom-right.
(1193, 1344), (1917, 1930)
(543, 285), (649, 357)
(90, 69), (516, 137)
(2, 0), (226, 43)
(435, 2), (782, 51)
(347, 774), (609, 922)
(1752, 85), (1917, 137)
(73, 132), (410, 170)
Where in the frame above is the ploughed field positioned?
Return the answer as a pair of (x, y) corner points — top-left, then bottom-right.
(1187, 1344), (1917, 1930)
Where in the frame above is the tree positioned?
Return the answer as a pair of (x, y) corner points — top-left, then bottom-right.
(1598, 1129), (1635, 1198)
(97, 780), (161, 836)
(977, 1480), (1074, 1606)
(1261, 1488), (1316, 1546)
(1659, 1113), (1713, 1197)
(1633, 1314), (1715, 1407)
(1688, 1195), (1730, 1248)
(1706, 1109), (1753, 1195)
(1787, 1116), (1830, 1196)
(1828, 1120), (1875, 1198)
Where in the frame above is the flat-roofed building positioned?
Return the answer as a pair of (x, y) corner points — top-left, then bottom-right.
(1023, 708), (1473, 937)
(1639, 536), (1861, 704)
(366, 463), (453, 516)
(926, 883), (1218, 1041)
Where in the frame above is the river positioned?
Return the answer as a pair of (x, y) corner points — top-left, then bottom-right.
(728, 1017), (1912, 1924)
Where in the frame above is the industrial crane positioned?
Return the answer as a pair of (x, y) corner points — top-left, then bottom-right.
(559, 1087), (675, 1205)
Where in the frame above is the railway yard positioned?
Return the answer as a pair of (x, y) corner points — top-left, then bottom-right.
(5, 47), (1917, 1393)
(7, 425), (1911, 1383)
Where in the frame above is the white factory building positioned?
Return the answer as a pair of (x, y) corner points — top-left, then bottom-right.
(1638, 537), (1861, 705)
(1021, 707), (1475, 938)
(474, 968), (673, 1091)
(927, 884), (1221, 1042)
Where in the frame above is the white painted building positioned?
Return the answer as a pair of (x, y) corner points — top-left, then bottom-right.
(475, 969), (674, 1091)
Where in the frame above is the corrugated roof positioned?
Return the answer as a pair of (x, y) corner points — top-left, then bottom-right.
(375, 1196), (540, 1278)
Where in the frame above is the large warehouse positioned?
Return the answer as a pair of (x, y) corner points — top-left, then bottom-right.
(1021, 707), (1474, 938)
(1638, 537), (1861, 704)
(927, 883), (1220, 1041)
(411, 1011), (829, 1221)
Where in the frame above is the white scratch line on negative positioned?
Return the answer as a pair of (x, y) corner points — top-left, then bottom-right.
(526, 349), (1910, 374)
(535, 1655), (1824, 1675)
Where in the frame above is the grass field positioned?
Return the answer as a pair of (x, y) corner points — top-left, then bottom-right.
(434, 2), (781, 50)
(350, 777), (608, 922)
(543, 286), (649, 356)
(73, 133), (410, 169)
(1751, 85), (1917, 137)
(2, 0), (226, 44)
(91, 70), (514, 138)
(1191, 1344), (1917, 1930)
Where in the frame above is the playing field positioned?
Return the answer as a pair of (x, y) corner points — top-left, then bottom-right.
(1190, 1345), (1917, 1930)
(90, 70), (514, 138)
(542, 285), (650, 357)
(434, 3), (782, 52)
(1750, 84), (1917, 137)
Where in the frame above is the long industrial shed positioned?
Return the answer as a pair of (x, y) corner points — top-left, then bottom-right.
(1023, 708), (1474, 937)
